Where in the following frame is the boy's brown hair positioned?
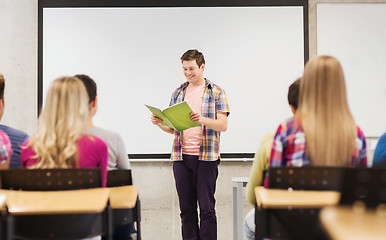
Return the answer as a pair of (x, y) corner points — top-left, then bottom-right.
(287, 78), (300, 110)
(181, 49), (205, 67)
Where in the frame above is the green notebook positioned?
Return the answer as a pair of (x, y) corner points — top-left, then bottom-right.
(146, 102), (201, 132)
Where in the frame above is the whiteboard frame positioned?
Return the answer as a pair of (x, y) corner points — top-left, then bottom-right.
(38, 0), (309, 159)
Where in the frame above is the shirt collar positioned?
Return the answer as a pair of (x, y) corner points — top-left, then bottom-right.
(179, 78), (213, 89)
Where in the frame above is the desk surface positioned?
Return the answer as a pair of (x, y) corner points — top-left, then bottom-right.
(1, 188), (110, 215)
(109, 185), (139, 209)
(255, 186), (340, 208)
(320, 206), (386, 240)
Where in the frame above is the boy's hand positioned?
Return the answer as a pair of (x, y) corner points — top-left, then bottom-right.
(190, 112), (203, 124)
(151, 114), (162, 125)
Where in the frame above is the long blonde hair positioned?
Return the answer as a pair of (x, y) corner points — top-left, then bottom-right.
(27, 76), (89, 168)
(297, 56), (357, 166)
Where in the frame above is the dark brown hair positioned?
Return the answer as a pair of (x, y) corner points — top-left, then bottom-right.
(287, 78), (300, 110)
(74, 74), (97, 103)
(180, 49), (205, 67)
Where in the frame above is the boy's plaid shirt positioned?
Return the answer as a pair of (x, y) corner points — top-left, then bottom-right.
(270, 117), (367, 167)
(169, 79), (230, 161)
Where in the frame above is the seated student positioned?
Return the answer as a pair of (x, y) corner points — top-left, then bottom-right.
(244, 78), (300, 240)
(75, 74), (135, 240)
(21, 76), (108, 186)
(0, 129), (13, 170)
(75, 74), (131, 170)
(270, 55), (367, 168)
(0, 73), (29, 168)
(372, 134), (386, 168)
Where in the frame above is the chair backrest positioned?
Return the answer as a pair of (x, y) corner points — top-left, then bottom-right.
(268, 166), (345, 191)
(106, 169), (132, 187)
(257, 167), (346, 240)
(0, 168), (102, 191)
(339, 168), (386, 208)
(0, 168), (109, 239)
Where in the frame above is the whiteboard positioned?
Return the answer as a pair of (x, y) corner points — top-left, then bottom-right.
(317, 3), (386, 137)
(42, 6), (305, 155)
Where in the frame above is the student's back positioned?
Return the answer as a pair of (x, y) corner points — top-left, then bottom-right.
(75, 74), (131, 171)
(373, 133), (386, 168)
(84, 127), (130, 170)
(270, 56), (367, 168)
(22, 134), (107, 169)
(0, 125), (28, 168)
(21, 76), (108, 186)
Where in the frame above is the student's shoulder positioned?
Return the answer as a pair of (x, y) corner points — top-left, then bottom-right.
(274, 117), (302, 138)
(85, 127), (122, 141)
(262, 132), (275, 143)
(206, 79), (225, 92)
(172, 81), (189, 95)
(80, 134), (108, 149)
(0, 124), (29, 139)
(377, 132), (386, 144)
(355, 125), (367, 140)
(0, 129), (11, 146)
(278, 116), (297, 130)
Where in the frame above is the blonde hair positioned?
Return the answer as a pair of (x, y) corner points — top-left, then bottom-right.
(26, 76), (89, 168)
(297, 56), (357, 166)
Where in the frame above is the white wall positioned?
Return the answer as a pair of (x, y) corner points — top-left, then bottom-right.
(0, 0), (37, 135)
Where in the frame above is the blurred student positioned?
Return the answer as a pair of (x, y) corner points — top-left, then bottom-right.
(21, 76), (108, 186)
(75, 74), (135, 240)
(270, 55), (367, 168)
(75, 74), (130, 170)
(151, 49), (230, 240)
(0, 73), (28, 168)
(244, 78), (300, 240)
(372, 134), (386, 168)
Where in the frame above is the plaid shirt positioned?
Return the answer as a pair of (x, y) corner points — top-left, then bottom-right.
(270, 117), (367, 167)
(169, 79), (230, 161)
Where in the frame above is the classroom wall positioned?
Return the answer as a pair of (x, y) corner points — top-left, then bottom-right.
(1, 0), (385, 146)
(0, 0), (37, 134)
(0, 0), (383, 238)
(308, 0), (386, 59)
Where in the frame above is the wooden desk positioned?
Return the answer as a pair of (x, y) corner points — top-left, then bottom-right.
(255, 186), (340, 208)
(1, 188), (110, 215)
(320, 206), (386, 240)
(108, 185), (139, 209)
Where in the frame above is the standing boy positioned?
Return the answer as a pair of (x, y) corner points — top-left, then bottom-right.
(151, 49), (230, 240)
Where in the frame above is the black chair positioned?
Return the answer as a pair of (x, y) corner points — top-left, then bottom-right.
(255, 167), (346, 240)
(339, 168), (386, 208)
(0, 168), (102, 190)
(0, 168), (113, 240)
(107, 169), (141, 240)
(318, 168), (386, 239)
(107, 169), (133, 187)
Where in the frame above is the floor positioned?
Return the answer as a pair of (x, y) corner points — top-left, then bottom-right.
(140, 200), (253, 239)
